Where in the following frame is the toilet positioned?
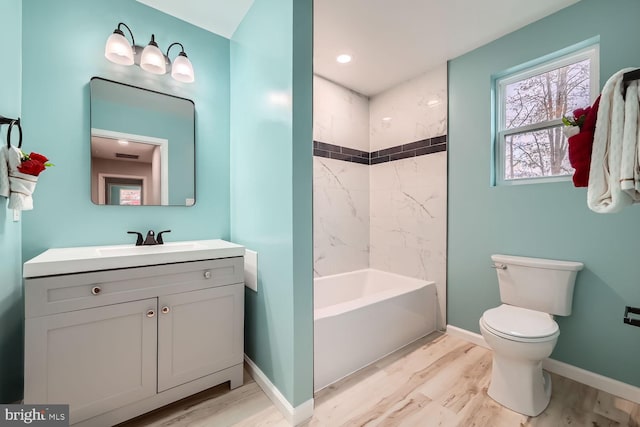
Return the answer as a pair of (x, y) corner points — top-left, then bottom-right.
(479, 254), (583, 416)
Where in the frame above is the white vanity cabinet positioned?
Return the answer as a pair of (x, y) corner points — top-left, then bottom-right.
(23, 247), (245, 427)
(25, 298), (159, 424)
(157, 285), (244, 392)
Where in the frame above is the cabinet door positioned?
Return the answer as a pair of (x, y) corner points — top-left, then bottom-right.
(157, 284), (244, 392)
(24, 299), (158, 425)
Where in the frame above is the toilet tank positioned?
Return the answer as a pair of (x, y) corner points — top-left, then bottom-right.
(491, 254), (584, 316)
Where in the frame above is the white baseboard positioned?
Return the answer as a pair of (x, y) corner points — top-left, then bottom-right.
(446, 325), (640, 404)
(446, 325), (490, 349)
(244, 355), (314, 426)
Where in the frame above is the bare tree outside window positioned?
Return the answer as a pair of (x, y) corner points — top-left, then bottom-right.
(497, 48), (597, 182)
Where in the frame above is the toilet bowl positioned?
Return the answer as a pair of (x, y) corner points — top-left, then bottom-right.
(481, 254), (583, 416)
(480, 304), (559, 416)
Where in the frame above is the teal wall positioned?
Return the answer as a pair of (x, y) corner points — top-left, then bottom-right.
(291, 0), (314, 408)
(21, 0), (230, 262)
(0, 0), (23, 403)
(230, 0), (314, 407)
(448, 0), (640, 387)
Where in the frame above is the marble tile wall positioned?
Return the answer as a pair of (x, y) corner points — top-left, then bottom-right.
(370, 64), (447, 152)
(370, 153), (447, 326)
(314, 157), (370, 277)
(313, 75), (370, 276)
(369, 65), (448, 327)
(314, 75), (370, 152)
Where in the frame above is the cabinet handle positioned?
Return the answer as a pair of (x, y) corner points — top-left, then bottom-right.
(91, 286), (102, 295)
(204, 271), (211, 279)
(146, 309), (156, 318)
(161, 306), (170, 314)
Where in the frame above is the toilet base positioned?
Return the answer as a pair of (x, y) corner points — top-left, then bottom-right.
(487, 354), (552, 416)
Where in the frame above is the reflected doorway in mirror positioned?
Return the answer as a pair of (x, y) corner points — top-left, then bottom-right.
(91, 128), (168, 205)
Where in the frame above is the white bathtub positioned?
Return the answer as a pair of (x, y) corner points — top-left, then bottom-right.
(314, 268), (436, 391)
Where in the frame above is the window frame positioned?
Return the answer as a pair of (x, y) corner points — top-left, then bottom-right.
(494, 44), (600, 186)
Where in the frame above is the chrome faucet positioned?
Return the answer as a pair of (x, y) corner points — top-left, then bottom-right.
(127, 230), (171, 246)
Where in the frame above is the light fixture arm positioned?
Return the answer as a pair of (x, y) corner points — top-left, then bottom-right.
(115, 22), (135, 47)
(147, 34), (159, 48)
(166, 42), (186, 58)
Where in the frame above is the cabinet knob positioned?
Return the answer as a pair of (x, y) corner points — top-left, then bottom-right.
(146, 309), (156, 318)
(161, 306), (171, 314)
(204, 271), (211, 279)
(91, 286), (102, 295)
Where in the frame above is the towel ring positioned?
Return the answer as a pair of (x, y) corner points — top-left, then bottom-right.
(7, 119), (22, 149)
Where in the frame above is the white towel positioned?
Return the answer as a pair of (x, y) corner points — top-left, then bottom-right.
(6, 146), (36, 211)
(0, 146), (9, 198)
(620, 81), (640, 199)
(587, 68), (637, 213)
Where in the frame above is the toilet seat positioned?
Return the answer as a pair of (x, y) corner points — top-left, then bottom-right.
(482, 304), (559, 343)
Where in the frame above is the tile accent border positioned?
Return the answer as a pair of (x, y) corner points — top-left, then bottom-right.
(313, 142), (370, 165)
(313, 135), (447, 165)
(446, 325), (640, 404)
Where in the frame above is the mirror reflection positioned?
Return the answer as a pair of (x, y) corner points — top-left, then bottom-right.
(90, 77), (195, 206)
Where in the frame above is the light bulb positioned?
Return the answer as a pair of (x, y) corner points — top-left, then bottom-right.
(105, 32), (134, 66)
(140, 35), (167, 75)
(171, 53), (194, 83)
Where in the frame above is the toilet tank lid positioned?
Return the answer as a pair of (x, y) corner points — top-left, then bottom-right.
(491, 254), (584, 271)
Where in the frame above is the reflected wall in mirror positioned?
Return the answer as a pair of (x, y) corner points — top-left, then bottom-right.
(90, 77), (195, 206)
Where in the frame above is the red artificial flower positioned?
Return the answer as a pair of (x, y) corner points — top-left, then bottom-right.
(18, 159), (47, 176)
(29, 152), (49, 163)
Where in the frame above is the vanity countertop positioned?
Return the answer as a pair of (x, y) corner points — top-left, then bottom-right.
(23, 239), (245, 278)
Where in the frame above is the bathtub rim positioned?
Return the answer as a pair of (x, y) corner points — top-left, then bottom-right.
(314, 268), (435, 321)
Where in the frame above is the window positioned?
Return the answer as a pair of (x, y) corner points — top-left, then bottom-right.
(495, 44), (599, 184)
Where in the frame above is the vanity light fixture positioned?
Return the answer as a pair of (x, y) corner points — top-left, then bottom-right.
(104, 22), (195, 83)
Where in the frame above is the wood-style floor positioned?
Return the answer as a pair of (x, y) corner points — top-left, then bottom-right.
(121, 333), (640, 427)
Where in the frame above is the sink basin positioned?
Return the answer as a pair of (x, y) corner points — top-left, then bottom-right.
(97, 242), (206, 257)
(24, 239), (245, 278)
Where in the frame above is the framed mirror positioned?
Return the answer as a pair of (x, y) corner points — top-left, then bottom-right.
(90, 77), (195, 206)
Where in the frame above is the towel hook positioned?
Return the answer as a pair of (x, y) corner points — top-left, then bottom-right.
(8, 119), (22, 149)
(0, 115), (22, 149)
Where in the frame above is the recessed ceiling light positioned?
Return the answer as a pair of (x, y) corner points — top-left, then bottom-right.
(118, 139), (129, 145)
(382, 117), (392, 122)
(336, 54), (352, 64)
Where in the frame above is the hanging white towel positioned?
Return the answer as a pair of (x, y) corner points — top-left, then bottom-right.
(620, 81), (640, 199)
(587, 68), (637, 213)
(0, 146), (9, 198)
(6, 146), (36, 211)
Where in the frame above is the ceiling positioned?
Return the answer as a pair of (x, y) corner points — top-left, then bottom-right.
(136, 0), (254, 39)
(92, 136), (155, 163)
(138, 0), (580, 96)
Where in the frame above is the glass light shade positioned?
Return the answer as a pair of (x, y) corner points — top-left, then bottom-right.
(140, 44), (167, 75)
(104, 32), (134, 65)
(171, 54), (195, 83)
